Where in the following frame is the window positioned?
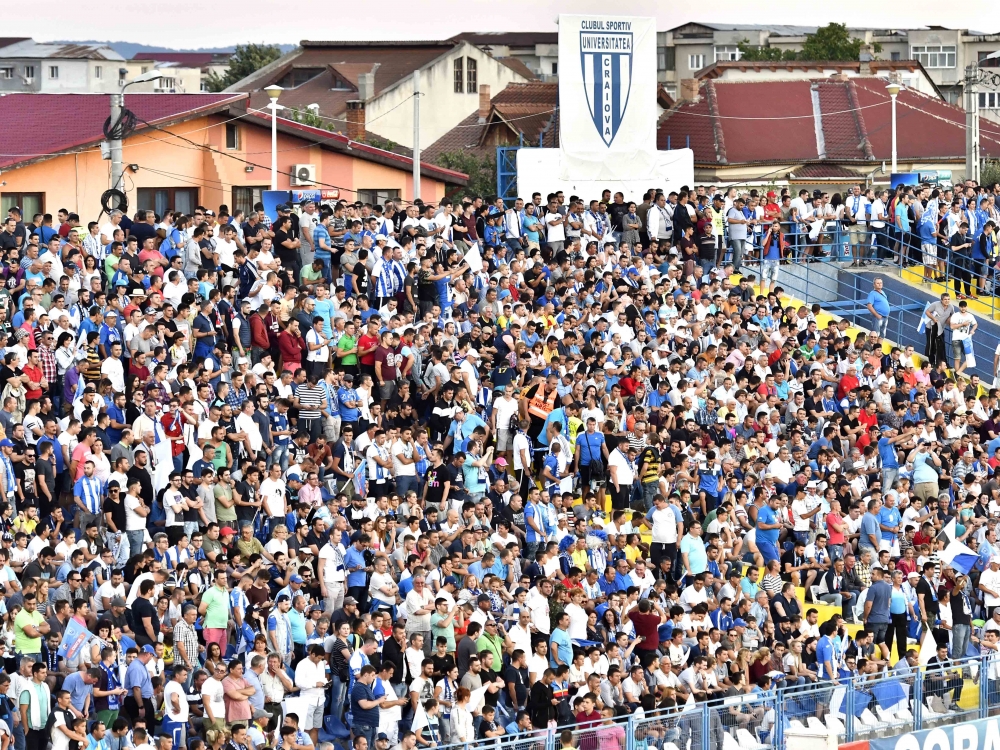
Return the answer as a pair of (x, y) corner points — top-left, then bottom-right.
(890, 52), (901, 61)
(357, 189), (400, 206)
(688, 54), (706, 71)
(0, 68), (11, 80)
(200, 80), (208, 92)
(276, 68), (323, 88)
(714, 46), (741, 62)
(980, 92), (1000, 109)
(136, 188), (198, 218)
(48, 66), (58, 79)
(225, 123), (240, 150)
(466, 57), (477, 93)
(94, 65), (102, 79)
(141, 66), (149, 74)
(551, 62), (557, 75)
(1, 193), (43, 219)
(911, 44), (956, 68)
(232, 187), (262, 217)
(23, 65), (34, 80)
(453, 57), (463, 93)
(159, 77), (176, 90)
(980, 50), (1000, 68)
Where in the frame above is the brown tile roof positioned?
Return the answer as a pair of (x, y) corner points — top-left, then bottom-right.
(233, 44), (455, 128)
(423, 82), (557, 161)
(791, 163), (864, 179)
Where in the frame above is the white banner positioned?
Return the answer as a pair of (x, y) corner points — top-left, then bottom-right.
(558, 14), (658, 180)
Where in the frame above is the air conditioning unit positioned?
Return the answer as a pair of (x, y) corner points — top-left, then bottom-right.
(291, 164), (316, 186)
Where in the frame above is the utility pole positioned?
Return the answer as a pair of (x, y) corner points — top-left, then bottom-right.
(412, 69), (421, 202)
(109, 92), (124, 210)
(966, 64), (980, 184)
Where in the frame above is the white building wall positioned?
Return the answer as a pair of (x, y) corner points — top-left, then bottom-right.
(361, 42), (528, 149)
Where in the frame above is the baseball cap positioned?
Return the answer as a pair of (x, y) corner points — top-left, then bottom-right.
(290, 574), (304, 584)
(343, 596), (359, 605)
(0, 440), (12, 448)
(219, 526), (236, 536)
(111, 596), (126, 607)
(443, 576), (460, 588)
(142, 645), (156, 655)
(733, 618), (748, 628)
(377, 735), (389, 742)
(495, 457), (507, 467)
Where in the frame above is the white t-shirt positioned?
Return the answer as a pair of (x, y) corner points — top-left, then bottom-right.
(608, 448), (635, 485)
(951, 311), (976, 341)
(391, 439), (416, 477)
(493, 397), (520, 434)
(512, 433), (531, 471)
(544, 212), (566, 243)
(163, 680), (189, 721)
(124, 494), (146, 531)
(215, 237), (237, 269)
(260, 477), (287, 517)
(982, 568), (1000, 607)
(202, 676), (226, 721)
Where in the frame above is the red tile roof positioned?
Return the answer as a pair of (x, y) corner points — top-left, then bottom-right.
(0, 93), (246, 170)
(658, 77), (1000, 166)
(791, 163), (864, 179)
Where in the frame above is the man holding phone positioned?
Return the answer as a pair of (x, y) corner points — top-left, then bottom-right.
(294, 644), (329, 744)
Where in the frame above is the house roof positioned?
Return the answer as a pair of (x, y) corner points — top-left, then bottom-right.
(229, 105), (468, 185)
(790, 163), (865, 179)
(496, 57), (537, 80)
(449, 32), (558, 47)
(227, 42), (462, 126)
(423, 82), (558, 161)
(129, 51), (231, 67)
(657, 77), (1000, 166)
(0, 38), (28, 50)
(0, 40), (123, 61)
(0, 93), (246, 171)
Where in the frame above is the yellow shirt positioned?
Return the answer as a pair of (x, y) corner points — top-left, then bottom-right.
(12, 516), (37, 534)
(625, 545), (642, 564)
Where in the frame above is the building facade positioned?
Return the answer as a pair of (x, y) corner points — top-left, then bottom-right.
(0, 40), (125, 93)
(657, 23), (1000, 109)
(227, 39), (532, 151)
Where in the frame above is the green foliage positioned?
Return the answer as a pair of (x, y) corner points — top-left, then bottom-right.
(736, 24), (883, 64)
(287, 107), (334, 131)
(205, 43), (282, 92)
(435, 150), (497, 195)
(981, 160), (1000, 189)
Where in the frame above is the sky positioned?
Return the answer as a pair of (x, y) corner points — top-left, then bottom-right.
(14, 0), (1000, 48)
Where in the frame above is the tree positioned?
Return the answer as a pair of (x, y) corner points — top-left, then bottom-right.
(736, 24), (881, 63)
(434, 150), (496, 197)
(799, 23), (881, 61)
(205, 43), (282, 92)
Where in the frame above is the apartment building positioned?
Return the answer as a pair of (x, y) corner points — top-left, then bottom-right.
(657, 23), (1000, 109)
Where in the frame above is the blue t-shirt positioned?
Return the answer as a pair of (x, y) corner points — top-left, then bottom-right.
(680, 534), (707, 574)
(756, 504), (779, 545)
(877, 436), (899, 469)
(312, 224), (332, 259)
(344, 546), (367, 587)
(865, 580), (892, 624)
(549, 628), (573, 668)
(859, 512), (881, 551)
(816, 636), (835, 679)
(575, 432), (605, 466)
(867, 288), (890, 317)
(877, 506), (901, 542)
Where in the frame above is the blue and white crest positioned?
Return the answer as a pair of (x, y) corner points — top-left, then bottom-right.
(580, 29), (634, 146)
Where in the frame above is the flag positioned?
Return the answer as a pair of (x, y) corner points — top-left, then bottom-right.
(353, 459), (367, 498)
(937, 517), (957, 543)
(917, 314), (930, 335)
(940, 539), (979, 575)
(963, 337), (976, 369)
(58, 619), (93, 661)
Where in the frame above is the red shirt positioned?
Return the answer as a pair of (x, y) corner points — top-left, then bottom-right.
(277, 330), (304, 363)
(837, 373), (859, 400)
(358, 333), (380, 366)
(22, 363), (43, 400)
(629, 611), (661, 651)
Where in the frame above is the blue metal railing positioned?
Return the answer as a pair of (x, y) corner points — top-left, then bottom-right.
(727, 221), (1000, 380)
(410, 653), (995, 750)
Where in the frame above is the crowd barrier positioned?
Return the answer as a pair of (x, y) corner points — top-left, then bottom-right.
(406, 653), (999, 750)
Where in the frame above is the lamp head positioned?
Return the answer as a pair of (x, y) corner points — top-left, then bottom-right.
(885, 82), (901, 97)
(264, 84), (283, 101)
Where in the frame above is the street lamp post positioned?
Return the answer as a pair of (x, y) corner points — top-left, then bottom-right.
(886, 81), (900, 174)
(264, 85), (283, 191)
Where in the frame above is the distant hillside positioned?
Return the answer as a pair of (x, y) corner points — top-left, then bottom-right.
(53, 41), (296, 60)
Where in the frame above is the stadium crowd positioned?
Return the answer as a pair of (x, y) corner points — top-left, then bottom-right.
(0, 181), (996, 750)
